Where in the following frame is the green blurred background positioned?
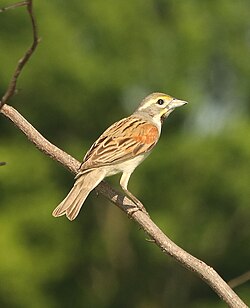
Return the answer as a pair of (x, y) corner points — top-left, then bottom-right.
(0, 0), (250, 307)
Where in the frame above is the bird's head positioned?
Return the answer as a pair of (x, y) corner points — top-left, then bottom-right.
(134, 92), (188, 125)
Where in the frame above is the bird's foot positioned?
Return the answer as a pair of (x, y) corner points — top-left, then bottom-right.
(122, 189), (149, 216)
(128, 198), (149, 216)
(134, 201), (149, 215)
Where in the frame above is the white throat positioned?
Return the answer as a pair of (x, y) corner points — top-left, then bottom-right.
(151, 113), (162, 133)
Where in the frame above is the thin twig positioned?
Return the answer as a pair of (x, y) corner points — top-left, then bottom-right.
(0, 0), (39, 108)
(0, 1), (28, 13)
(228, 271), (250, 289)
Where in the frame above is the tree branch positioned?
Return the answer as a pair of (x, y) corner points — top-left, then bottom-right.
(228, 271), (250, 289)
(0, 2), (248, 308)
(0, 0), (39, 109)
(0, 1), (28, 13)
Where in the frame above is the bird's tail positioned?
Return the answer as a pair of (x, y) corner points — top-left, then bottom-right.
(52, 169), (105, 221)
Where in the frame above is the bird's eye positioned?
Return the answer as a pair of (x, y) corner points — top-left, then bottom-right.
(157, 99), (164, 105)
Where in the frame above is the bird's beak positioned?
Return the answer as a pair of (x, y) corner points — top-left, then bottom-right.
(168, 98), (188, 110)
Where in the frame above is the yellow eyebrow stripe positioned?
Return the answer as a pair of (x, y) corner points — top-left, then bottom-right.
(138, 95), (172, 110)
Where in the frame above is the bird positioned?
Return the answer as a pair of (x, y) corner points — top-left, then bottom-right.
(52, 92), (187, 220)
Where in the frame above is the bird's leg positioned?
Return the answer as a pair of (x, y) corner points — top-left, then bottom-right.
(120, 173), (148, 215)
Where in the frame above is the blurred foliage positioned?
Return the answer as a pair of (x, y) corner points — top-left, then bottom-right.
(0, 0), (250, 307)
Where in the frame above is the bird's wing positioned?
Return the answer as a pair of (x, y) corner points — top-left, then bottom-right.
(80, 116), (159, 170)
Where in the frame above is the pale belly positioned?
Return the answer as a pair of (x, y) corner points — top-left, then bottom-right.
(105, 153), (150, 177)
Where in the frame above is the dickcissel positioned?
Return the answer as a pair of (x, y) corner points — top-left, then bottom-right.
(52, 92), (187, 220)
